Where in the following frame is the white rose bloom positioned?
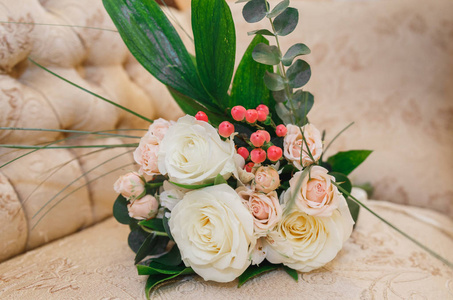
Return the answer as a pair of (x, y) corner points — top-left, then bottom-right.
(159, 181), (186, 211)
(158, 115), (236, 185)
(265, 197), (354, 272)
(169, 184), (256, 282)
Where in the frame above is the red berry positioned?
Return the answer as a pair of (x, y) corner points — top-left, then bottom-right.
(219, 121), (235, 138)
(237, 147), (249, 160)
(276, 124), (287, 137)
(195, 111), (209, 122)
(251, 148), (266, 164)
(245, 109), (258, 123)
(231, 106), (246, 121)
(257, 110), (267, 122)
(250, 132), (266, 147)
(256, 104), (269, 116)
(267, 146), (283, 162)
(245, 162), (255, 173)
(257, 130), (271, 143)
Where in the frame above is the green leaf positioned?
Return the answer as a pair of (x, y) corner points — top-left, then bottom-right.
(267, 0), (289, 18)
(290, 90), (314, 126)
(192, 0), (236, 104)
(113, 194), (130, 225)
(273, 7), (298, 36)
(275, 102), (293, 124)
(137, 263), (185, 276)
(128, 228), (149, 254)
(283, 266), (299, 281)
(247, 29), (274, 36)
(230, 35), (272, 108)
(135, 233), (157, 264)
(327, 150), (373, 176)
(287, 59), (311, 88)
(214, 174), (227, 185)
(145, 268), (194, 299)
(264, 71), (286, 91)
(282, 43), (311, 66)
(102, 0), (211, 106)
(238, 261), (280, 287)
(272, 90), (289, 103)
(162, 209), (174, 241)
(169, 181), (214, 190)
(330, 172), (359, 223)
(242, 0), (268, 23)
(139, 218), (166, 233)
(167, 87), (225, 126)
(252, 43), (281, 65)
(152, 244), (182, 266)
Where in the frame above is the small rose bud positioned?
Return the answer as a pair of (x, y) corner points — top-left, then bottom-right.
(256, 130), (271, 143)
(257, 110), (267, 122)
(245, 162), (255, 173)
(219, 121), (235, 138)
(267, 146), (282, 162)
(237, 147), (249, 160)
(250, 132), (266, 147)
(245, 109), (258, 123)
(127, 195), (159, 220)
(195, 111), (209, 122)
(114, 172), (145, 200)
(251, 148), (266, 164)
(256, 104), (269, 116)
(252, 166), (280, 193)
(276, 124), (287, 137)
(231, 105), (246, 121)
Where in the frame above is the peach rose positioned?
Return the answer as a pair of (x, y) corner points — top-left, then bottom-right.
(113, 172), (145, 200)
(238, 187), (282, 236)
(285, 166), (340, 217)
(127, 195), (159, 220)
(134, 135), (160, 176)
(283, 123), (322, 169)
(252, 166), (280, 193)
(148, 118), (173, 141)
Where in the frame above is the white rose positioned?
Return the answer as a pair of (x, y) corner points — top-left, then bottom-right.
(158, 115), (236, 185)
(264, 197), (353, 272)
(283, 123), (323, 169)
(169, 184), (256, 282)
(159, 181), (186, 211)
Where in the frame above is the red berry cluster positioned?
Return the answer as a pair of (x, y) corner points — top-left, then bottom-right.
(195, 105), (288, 169)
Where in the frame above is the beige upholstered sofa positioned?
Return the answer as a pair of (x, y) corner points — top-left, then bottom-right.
(0, 0), (452, 299)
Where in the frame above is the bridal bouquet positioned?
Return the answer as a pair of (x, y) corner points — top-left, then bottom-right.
(106, 0), (372, 295)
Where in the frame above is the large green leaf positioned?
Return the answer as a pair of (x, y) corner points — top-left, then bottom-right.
(135, 233), (157, 264)
(238, 261), (280, 287)
(192, 0), (236, 105)
(230, 35), (273, 108)
(103, 0), (212, 106)
(327, 150), (372, 175)
(145, 268), (194, 299)
(113, 194), (130, 225)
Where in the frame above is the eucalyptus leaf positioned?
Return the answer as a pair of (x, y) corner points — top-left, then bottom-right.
(282, 43), (311, 66)
(267, 0), (289, 18)
(252, 43), (281, 65)
(139, 218), (166, 233)
(103, 0), (212, 106)
(238, 261), (280, 287)
(273, 7), (298, 36)
(272, 90), (289, 103)
(192, 0), (235, 104)
(242, 0), (268, 23)
(135, 233), (157, 264)
(247, 29), (275, 36)
(145, 268), (194, 299)
(287, 59), (311, 88)
(290, 90), (314, 125)
(264, 71), (286, 91)
(113, 194), (130, 225)
(275, 102), (293, 124)
(230, 35), (272, 108)
(128, 228), (149, 254)
(327, 150), (373, 176)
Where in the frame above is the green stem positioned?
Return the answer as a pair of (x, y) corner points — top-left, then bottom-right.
(146, 182), (164, 189)
(334, 182), (453, 269)
(0, 143), (138, 149)
(0, 21), (118, 32)
(0, 127), (141, 139)
(140, 226), (168, 237)
(321, 122), (354, 160)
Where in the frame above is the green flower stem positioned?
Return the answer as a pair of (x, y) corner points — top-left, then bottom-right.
(140, 225), (168, 237)
(0, 144), (138, 149)
(0, 127), (142, 139)
(333, 182), (453, 270)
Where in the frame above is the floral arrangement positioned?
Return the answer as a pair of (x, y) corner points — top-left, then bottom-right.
(105, 0), (373, 296)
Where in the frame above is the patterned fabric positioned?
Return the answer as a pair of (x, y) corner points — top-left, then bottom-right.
(0, 200), (452, 299)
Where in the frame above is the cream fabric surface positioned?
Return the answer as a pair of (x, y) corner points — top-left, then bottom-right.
(0, 200), (452, 299)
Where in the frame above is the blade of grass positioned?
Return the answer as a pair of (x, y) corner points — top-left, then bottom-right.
(333, 182), (453, 269)
(321, 122), (354, 160)
(0, 21), (118, 32)
(31, 162), (135, 231)
(0, 144), (138, 149)
(0, 127), (141, 139)
(28, 58), (154, 123)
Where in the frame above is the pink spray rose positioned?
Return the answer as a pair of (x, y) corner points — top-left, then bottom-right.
(113, 172), (145, 200)
(252, 166), (280, 193)
(283, 123), (322, 169)
(127, 195), (159, 220)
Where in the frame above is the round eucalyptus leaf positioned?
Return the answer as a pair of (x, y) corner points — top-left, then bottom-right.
(247, 29), (275, 36)
(275, 102), (293, 124)
(272, 90), (288, 103)
(274, 7), (298, 36)
(282, 43), (311, 66)
(287, 59), (311, 88)
(243, 0), (268, 23)
(264, 71), (286, 91)
(267, 0), (289, 19)
(252, 43), (281, 65)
